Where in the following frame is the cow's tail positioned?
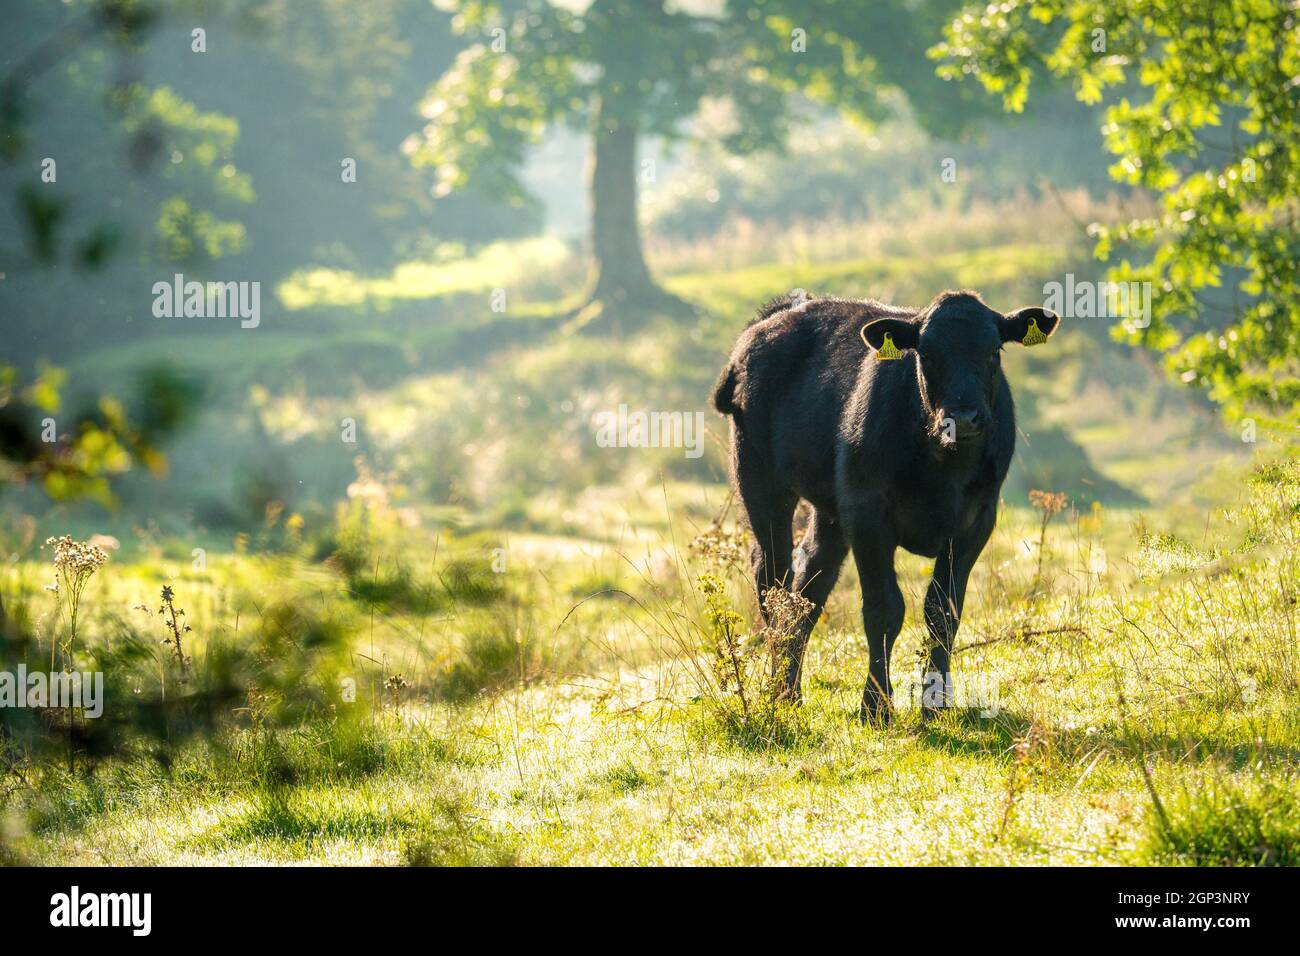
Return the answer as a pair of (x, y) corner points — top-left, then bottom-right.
(711, 362), (739, 416)
(714, 291), (815, 416)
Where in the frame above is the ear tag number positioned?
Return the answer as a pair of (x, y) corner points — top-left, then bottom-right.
(876, 332), (903, 360)
(1022, 317), (1048, 347)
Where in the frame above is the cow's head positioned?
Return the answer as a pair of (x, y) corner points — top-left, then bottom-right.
(859, 291), (1059, 449)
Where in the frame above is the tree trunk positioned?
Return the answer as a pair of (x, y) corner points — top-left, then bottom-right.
(588, 95), (659, 307)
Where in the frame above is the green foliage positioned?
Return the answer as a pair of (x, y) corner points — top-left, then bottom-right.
(410, 0), (988, 217)
(127, 85), (254, 262)
(0, 0), (510, 365)
(4, 11), (253, 268)
(935, 0), (1300, 425)
(0, 364), (192, 508)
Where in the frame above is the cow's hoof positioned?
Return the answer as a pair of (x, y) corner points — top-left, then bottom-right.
(920, 706), (947, 723)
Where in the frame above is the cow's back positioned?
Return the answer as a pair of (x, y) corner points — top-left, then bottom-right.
(715, 296), (916, 508)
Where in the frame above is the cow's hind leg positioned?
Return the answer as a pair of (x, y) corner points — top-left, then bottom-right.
(731, 431), (797, 629)
(774, 508), (849, 700)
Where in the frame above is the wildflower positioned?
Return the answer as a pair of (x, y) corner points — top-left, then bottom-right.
(698, 572), (726, 597)
(1027, 490), (1068, 596)
(43, 535), (108, 669)
(757, 585), (815, 664)
(45, 535), (109, 577)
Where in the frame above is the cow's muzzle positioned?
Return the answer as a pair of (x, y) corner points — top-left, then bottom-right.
(935, 409), (988, 447)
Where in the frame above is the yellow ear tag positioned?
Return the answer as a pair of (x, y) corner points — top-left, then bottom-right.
(1022, 317), (1049, 347)
(876, 331), (903, 360)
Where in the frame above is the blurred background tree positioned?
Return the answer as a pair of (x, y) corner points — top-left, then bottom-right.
(0, 0), (485, 364)
(936, 0), (1300, 426)
(407, 0), (1000, 327)
(2, 0), (249, 357)
(0, 0), (198, 565)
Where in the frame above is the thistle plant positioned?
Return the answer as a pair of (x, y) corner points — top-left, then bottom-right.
(158, 585), (191, 677)
(383, 672), (409, 708)
(43, 535), (108, 670)
(698, 571), (815, 727)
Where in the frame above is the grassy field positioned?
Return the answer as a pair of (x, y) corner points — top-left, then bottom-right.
(5, 452), (1296, 865)
(3, 199), (1296, 866)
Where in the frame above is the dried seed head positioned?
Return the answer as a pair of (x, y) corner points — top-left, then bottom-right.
(1029, 490), (1068, 517)
(45, 535), (109, 576)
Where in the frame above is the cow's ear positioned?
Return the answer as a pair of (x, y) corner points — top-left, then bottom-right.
(1000, 307), (1060, 347)
(860, 319), (919, 360)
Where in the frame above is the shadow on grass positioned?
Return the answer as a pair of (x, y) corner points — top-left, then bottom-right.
(913, 706), (1300, 771)
(701, 703), (827, 755)
(914, 707), (1033, 762)
(209, 794), (397, 846)
(1053, 725), (1300, 770)
(188, 788), (518, 865)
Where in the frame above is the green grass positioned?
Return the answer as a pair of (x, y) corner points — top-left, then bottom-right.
(3, 450), (1296, 866)
(1135, 775), (1300, 866)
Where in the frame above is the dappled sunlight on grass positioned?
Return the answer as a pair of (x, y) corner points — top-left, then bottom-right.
(277, 237), (574, 311)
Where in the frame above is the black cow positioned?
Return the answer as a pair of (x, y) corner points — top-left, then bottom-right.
(711, 289), (1059, 722)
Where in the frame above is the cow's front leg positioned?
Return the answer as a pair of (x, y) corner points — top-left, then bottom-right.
(850, 520), (903, 725)
(922, 504), (995, 718)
